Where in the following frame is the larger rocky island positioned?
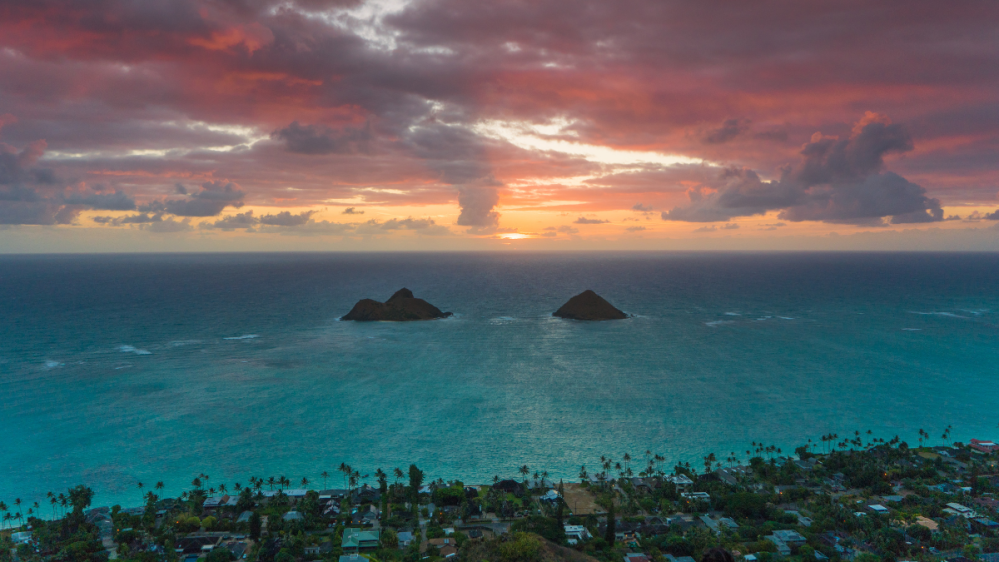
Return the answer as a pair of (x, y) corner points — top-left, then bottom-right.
(553, 289), (628, 320)
(341, 288), (453, 321)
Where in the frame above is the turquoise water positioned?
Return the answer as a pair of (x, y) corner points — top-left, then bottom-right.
(1, 252), (998, 509)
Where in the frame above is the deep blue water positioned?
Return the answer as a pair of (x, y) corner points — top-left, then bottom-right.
(1, 252), (998, 509)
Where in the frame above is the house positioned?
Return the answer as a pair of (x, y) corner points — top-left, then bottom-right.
(639, 517), (670, 537)
(283, 511), (304, 522)
(203, 496), (227, 509)
(397, 531), (415, 547)
(427, 538), (457, 549)
(631, 478), (653, 494)
(340, 555), (366, 562)
(176, 536), (222, 555)
(11, 531), (32, 544)
(946, 503), (976, 518)
(321, 489), (349, 500)
(236, 511), (254, 524)
(665, 514), (695, 531)
(665, 556), (696, 562)
(868, 504), (890, 515)
(493, 480), (524, 496)
(718, 517), (739, 531)
(666, 474), (694, 492)
(342, 528), (381, 550)
(565, 525), (590, 544)
(765, 535), (791, 557)
(352, 505), (379, 525)
(440, 546), (458, 558)
(794, 458), (818, 471)
(624, 553), (650, 562)
(771, 529), (806, 547)
(540, 489), (560, 503)
(971, 440), (999, 453)
(681, 491), (710, 502)
(971, 517), (999, 534)
(784, 510), (812, 527)
(713, 468), (739, 486)
(352, 484), (381, 504)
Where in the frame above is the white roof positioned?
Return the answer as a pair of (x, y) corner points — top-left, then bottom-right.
(869, 504), (889, 512)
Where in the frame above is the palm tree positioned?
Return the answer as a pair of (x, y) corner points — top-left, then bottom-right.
(155, 481), (164, 494)
(339, 463), (350, 489)
(218, 484), (227, 495)
(301, 477), (309, 488)
(14, 499), (22, 526)
(393, 468), (404, 486)
(267, 476), (276, 491)
(137, 481), (144, 503)
(321, 471), (330, 489)
(579, 466), (588, 481)
(59, 494), (67, 517)
(2, 512), (10, 530)
(519, 465), (530, 486)
(50, 496), (58, 519)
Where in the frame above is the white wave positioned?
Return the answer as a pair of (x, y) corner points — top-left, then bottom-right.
(756, 316), (772, 321)
(169, 340), (201, 347)
(43, 360), (63, 369)
(901, 328), (922, 331)
(909, 311), (969, 319)
(724, 312), (741, 316)
(778, 316), (795, 320)
(705, 320), (735, 327)
(118, 345), (152, 355)
(223, 334), (259, 340)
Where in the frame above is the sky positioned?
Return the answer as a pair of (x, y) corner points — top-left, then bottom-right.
(1, 0), (999, 251)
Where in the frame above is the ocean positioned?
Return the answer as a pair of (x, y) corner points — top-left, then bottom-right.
(1, 252), (997, 509)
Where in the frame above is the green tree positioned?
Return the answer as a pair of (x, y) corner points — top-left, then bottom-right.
(381, 528), (399, 549)
(556, 480), (565, 527)
(605, 499), (616, 546)
(206, 547), (234, 562)
(68, 485), (95, 515)
(249, 512), (262, 541)
(409, 464), (424, 503)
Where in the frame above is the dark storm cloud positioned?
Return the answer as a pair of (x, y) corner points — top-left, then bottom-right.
(62, 190), (136, 210)
(406, 122), (502, 229)
(703, 119), (748, 144)
(259, 210), (314, 226)
(203, 209), (315, 229)
(143, 180), (245, 217)
(663, 114), (944, 225)
(632, 203), (653, 212)
(272, 121), (372, 155)
(984, 210), (999, 220)
(93, 212), (164, 225)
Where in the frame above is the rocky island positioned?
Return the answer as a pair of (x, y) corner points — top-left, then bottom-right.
(553, 289), (628, 320)
(341, 288), (453, 321)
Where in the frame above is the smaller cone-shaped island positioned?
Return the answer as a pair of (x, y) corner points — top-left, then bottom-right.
(553, 290), (628, 320)
(341, 288), (453, 321)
